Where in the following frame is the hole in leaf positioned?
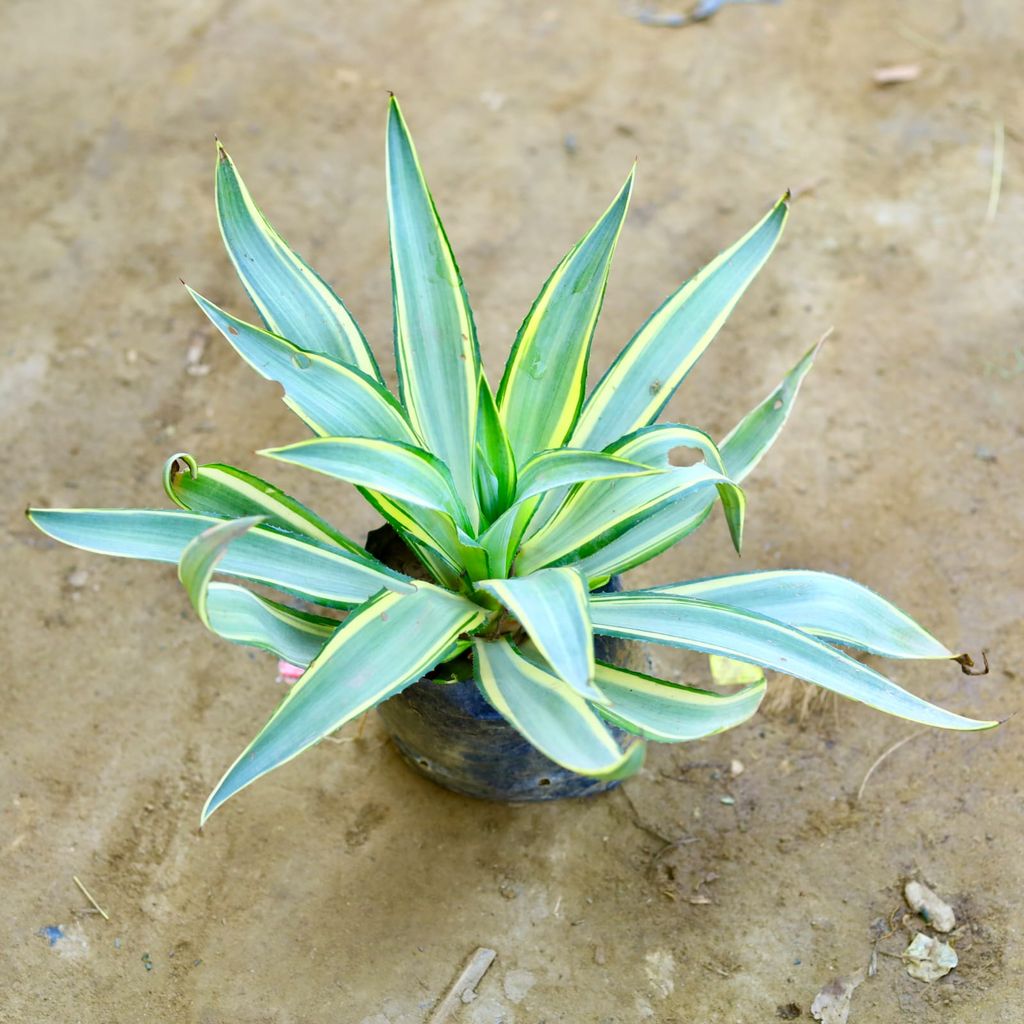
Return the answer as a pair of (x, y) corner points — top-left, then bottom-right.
(668, 447), (702, 468)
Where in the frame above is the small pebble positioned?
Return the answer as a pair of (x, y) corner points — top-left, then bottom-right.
(720, 796), (736, 806)
(872, 63), (922, 86)
(730, 759), (745, 777)
(904, 880), (956, 932)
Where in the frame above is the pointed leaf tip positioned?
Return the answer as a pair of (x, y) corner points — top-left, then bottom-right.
(497, 166), (635, 460)
(812, 325), (834, 358)
(213, 146), (380, 376)
(572, 194), (790, 453)
(386, 92), (481, 522)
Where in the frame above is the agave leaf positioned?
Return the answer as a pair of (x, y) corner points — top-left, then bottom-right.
(515, 449), (660, 504)
(176, 515), (337, 666)
(593, 660), (766, 742)
(27, 508), (411, 608)
(474, 459), (502, 529)
(178, 514), (267, 624)
(408, 512), (489, 582)
(497, 168), (634, 462)
(387, 97), (480, 523)
(589, 593), (997, 730)
(576, 488), (713, 584)
(214, 142), (381, 379)
(608, 422), (728, 471)
(163, 454), (368, 557)
(477, 502), (538, 580)
(260, 437), (472, 531)
(603, 423), (745, 552)
(352, 477), (491, 582)
(205, 585), (337, 667)
(517, 462), (742, 575)
(473, 638), (645, 778)
(523, 422), (733, 541)
(475, 375), (517, 521)
(477, 567), (602, 702)
(358, 491), (476, 585)
(477, 450), (660, 576)
(649, 570), (953, 660)
(189, 288), (416, 445)
(572, 194), (789, 452)
(576, 340), (822, 582)
(202, 583), (487, 823)
(720, 335), (822, 481)
(451, 525), (492, 581)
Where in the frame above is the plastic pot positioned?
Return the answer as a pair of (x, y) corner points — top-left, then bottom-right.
(366, 525), (646, 802)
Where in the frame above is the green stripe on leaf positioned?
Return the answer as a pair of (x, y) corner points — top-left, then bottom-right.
(498, 167), (634, 462)
(387, 96), (481, 525)
(163, 454), (368, 557)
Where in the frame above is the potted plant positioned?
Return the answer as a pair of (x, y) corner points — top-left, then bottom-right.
(28, 98), (995, 823)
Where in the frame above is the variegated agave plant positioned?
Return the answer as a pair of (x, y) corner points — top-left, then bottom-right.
(29, 98), (995, 825)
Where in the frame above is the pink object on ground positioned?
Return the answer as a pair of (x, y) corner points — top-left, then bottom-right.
(276, 660), (304, 685)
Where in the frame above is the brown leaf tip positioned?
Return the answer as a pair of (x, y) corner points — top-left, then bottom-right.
(956, 650), (990, 676)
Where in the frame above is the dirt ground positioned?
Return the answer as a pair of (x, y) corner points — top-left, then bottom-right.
(2, 1), (1022, 1021)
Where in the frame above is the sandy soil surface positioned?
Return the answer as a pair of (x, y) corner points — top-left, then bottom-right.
(3, 1), (1022, 1021)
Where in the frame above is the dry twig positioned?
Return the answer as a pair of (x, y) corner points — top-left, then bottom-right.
(428, 947), (497, 1023)
(73, 875), (110, 921)
(985, 119), (1005, 226)
(856, 731), (926, 802)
